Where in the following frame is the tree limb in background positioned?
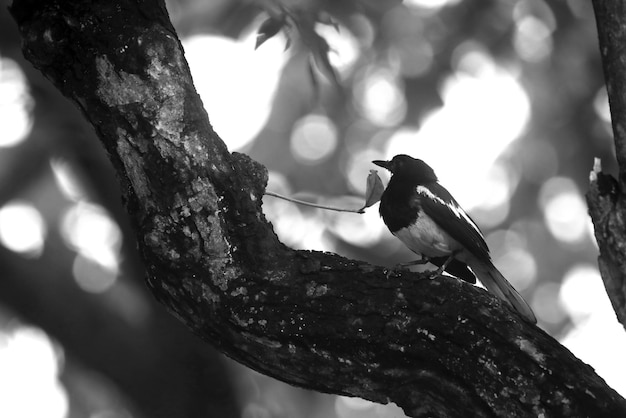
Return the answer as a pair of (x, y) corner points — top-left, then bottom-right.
(588, 1), (626, 329)
(9, 1), (626, 416)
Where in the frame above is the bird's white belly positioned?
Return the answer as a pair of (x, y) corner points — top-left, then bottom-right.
(393, 213), (459, 257)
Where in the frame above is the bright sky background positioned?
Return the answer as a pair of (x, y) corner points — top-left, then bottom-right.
(0, 6), (624, 416)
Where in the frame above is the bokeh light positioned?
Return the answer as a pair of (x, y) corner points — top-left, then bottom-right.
(183, 30), (287, 150)
(50, 159), (88, 202)
(488, 229), (537, 292)
(0, 326), (68, 418)
(61, 202), (121, 273)
(335, 396), (408, 418)
(513, 15), (553, 62)
(335, 396), (375, 418)
(470, 162), (519, 229)
(560, 264), (626, 397)
(593, 86), (611, 122)
(0, 55), (32, 148)
(532, 282), (567, 325)
(353, 66), (407, 127)
(315, 22), (361, 76)
(290, 114), (339, 165)
(405, 0), (461, 10)
(512, 0), (557, 33)
(0, 201), (46, 257)
(559, 264), (607, 322)
(512, 0), (556, 64)
(72, 253), (118, 294)
(496, 248), (537, 293)
(323, 201), (386, 247)
(381, 7), (434, 78)
(538, 177), (589, 244)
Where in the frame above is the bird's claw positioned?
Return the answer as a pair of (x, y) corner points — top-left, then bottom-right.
(386, 256), (438, 279)
(425, 265), (446, 279)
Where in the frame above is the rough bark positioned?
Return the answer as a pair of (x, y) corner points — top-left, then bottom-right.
(10, 0), (626, 416)
(588, 1), (626, 328)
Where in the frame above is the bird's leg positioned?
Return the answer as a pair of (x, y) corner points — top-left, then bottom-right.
(397, 255), (431, 269)
(428, 253), (456, 278)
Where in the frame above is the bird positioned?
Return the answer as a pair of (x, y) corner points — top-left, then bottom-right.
(373, 154), (536, 323)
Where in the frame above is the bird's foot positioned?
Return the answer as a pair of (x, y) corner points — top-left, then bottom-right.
(425, 254), (455, 279)
(386, 257), (432, 278)
(425, 264), (447, 279)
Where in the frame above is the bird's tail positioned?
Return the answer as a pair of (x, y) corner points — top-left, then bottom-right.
(470, 260), (537, 323)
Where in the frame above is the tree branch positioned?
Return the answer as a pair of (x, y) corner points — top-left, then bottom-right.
(588, 1), (626, 328)
(10, 0), (626, 416)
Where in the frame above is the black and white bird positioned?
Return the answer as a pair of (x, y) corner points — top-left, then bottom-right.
(373, 154), (536, 323)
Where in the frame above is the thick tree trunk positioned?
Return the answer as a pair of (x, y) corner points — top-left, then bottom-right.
(588, 1), (626, 330)
(10, 0), (626, 416)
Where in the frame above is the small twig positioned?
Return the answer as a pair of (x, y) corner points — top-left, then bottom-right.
(265, 191), (365, 214)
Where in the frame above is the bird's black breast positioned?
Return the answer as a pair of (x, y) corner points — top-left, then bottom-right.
(379, 179), (420, 232)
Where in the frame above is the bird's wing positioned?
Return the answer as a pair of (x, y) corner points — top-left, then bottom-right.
(416, 183), (490, 261)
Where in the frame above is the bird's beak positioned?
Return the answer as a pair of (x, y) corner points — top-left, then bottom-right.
(372, 160), (390, 170)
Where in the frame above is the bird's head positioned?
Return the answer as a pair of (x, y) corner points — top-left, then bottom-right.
(372, 154), (438, 183)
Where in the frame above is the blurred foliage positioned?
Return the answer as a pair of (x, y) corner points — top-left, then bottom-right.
(0, 0), (612, 417)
